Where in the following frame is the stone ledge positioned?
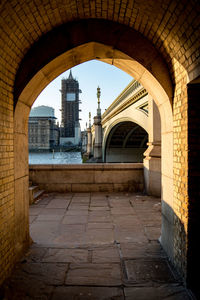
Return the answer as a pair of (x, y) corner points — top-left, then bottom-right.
(29, 163), (143, 170)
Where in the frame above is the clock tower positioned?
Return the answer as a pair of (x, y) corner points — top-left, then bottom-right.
(60, 70), (81, 145)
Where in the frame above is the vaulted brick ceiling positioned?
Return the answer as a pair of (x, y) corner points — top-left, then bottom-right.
(0, 0), (200, 89)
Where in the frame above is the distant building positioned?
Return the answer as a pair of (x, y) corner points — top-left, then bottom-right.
(28, 106), (59, 151)
(60, 70), (81, 146)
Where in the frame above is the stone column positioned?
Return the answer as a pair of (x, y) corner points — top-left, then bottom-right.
(144, 96), (161, 197)
(93, 115), (102, 160)
(87, 127), (92, 156)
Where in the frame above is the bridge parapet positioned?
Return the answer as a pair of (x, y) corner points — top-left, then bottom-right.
(29, 163), (144, 193)
(102, 79), (147, 124)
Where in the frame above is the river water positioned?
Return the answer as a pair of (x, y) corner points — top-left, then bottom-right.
(29, 151), (82, 164)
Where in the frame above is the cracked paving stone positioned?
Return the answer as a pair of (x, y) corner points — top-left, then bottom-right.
(51, 286), (124, 300)
(65, 263), (122, 286)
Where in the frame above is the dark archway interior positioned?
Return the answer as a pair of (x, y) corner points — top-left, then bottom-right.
(105, 121), (148, 163)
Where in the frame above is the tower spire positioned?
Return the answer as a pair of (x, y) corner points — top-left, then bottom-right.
(68, 70), (73, 79)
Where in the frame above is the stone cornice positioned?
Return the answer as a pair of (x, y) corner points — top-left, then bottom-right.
(102, 87), (147, 125)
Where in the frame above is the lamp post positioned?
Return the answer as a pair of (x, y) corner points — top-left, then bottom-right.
(97, 86), (101, 116)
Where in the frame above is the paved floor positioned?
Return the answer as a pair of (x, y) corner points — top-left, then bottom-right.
(1, 192), (193, 299)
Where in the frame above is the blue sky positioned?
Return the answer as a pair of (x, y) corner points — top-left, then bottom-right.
(32, 60), (133, 130)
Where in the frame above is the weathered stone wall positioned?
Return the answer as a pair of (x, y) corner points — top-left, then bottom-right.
(29, 164), (144, 193)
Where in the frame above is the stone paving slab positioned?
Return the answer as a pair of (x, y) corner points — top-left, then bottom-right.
(59, 224), (86, 233)
(68, 204), (89, 210)
(92, 247), (120, 263)
(65, 263), (122, 286)
(114, 228), (148, 243)
(42, 248), (89, 263)
(85, 229), (114, 245)
(30, 221), (60, 244)
(87, 222), (113, 229)
(62, 215), (88, 224)
(144, 226), (161, 240)
(120, 241), (167, 259)
(124, 258), (176, 283)
(71, 198), (90, 204)
(51, 286), (124, 300)
(88, 215), (111, 223)
(29, 206), (44, 216)
(36, 214), (64, 221)
(1, 192), (193, 300)
(10, 262), (68, 286)
(124, 285), (191, 300)
(29, 215), (37, 224)
(40, 208), (66, 215)
(89, 207), (110, 211)
(46, 199), (70, 208)
(65, 209), (89, 215)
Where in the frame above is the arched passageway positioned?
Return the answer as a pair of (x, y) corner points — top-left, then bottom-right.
(104, 121), (148, 163)
(14, 21), (174, 278)
(0, 1), (200, 296)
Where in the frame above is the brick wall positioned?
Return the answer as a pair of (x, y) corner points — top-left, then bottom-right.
(172, 60), (188, 278)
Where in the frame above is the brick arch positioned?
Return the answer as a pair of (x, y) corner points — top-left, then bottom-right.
(14, 31), (174, 266)
(14, 19), (173, 105)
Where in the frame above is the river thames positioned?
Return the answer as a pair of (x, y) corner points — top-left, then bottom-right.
(29, 151), (82, 164)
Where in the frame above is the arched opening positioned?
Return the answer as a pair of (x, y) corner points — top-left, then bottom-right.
(13, 19), (174, 289)
(104, 121), (148, 163)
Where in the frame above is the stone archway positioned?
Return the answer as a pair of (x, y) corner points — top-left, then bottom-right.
(13, 19), (174, 281)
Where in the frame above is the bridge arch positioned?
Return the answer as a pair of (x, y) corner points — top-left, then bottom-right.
(104, 121), (148, 163)
(102, 116), (148, 162)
